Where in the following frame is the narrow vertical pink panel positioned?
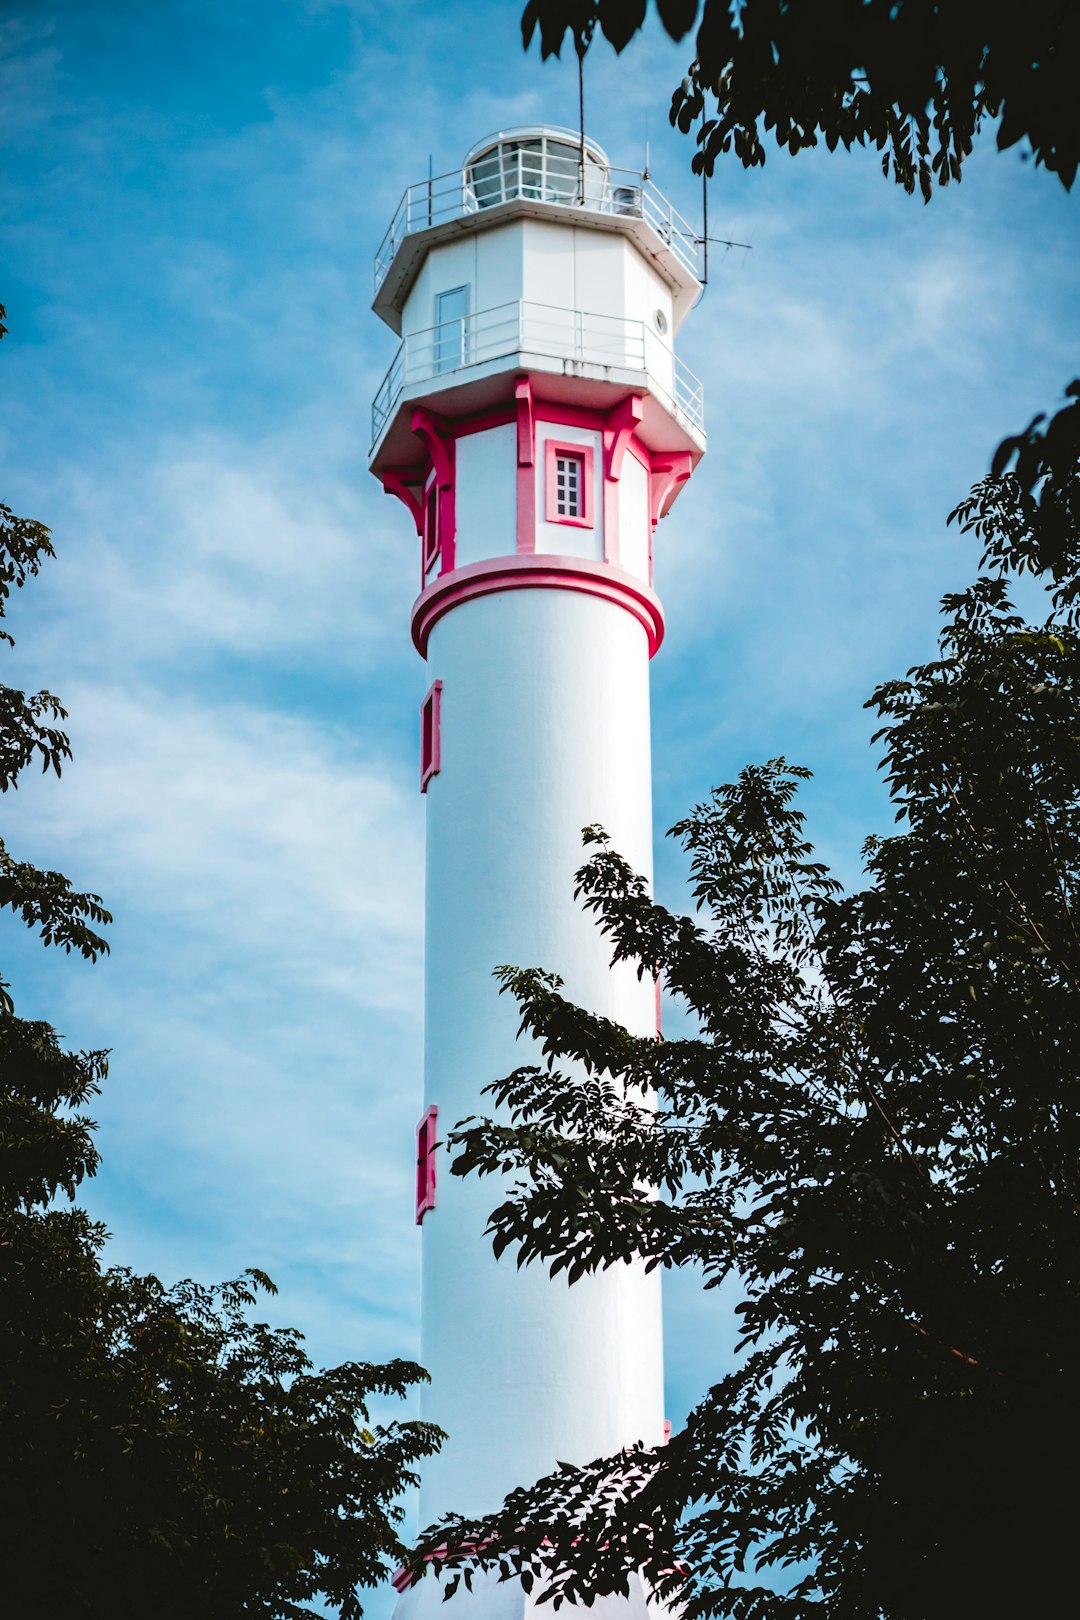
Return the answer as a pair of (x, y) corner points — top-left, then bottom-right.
(416, 1103), (439, 1224)
(420, 679), (443, 793)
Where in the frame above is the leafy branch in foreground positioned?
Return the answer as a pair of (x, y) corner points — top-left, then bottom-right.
(522, 2), (1080, 198)
(409, 388), (1080, 1617)
(0, 305), (441, 1618)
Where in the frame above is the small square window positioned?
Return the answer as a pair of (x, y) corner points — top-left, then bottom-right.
(416, 1104), (438, 1223)
(544, 438), (594, 528)
(420, 680), (442, 792)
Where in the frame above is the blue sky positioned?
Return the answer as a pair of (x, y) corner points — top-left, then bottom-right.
(2, 0), (1077, 1608)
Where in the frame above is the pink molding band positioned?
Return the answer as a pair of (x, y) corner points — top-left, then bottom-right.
(411, 555), (665, 660)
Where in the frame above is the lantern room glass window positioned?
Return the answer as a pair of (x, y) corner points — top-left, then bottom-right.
(466, 130), (608, 210)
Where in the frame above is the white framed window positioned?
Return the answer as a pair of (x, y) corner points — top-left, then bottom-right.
(544, 438), (594, 528)
(555, 451), (583, 517)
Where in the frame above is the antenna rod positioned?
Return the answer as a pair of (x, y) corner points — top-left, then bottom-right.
(701, 116), (708, 285)
(577, 42), (586, 204)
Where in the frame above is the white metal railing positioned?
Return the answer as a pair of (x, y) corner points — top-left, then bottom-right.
(370, 300), (705, 448)
(374, 150), (701, 293)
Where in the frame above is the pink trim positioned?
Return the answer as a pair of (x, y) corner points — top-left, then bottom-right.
(601, 399), (643, 567)
(545, 439), (594, 528)
(655, 970), (662, 1035)
(515, 376), (534, 467)
(411, 556), (665, 659)
(416, 1104), (438, 1223)
(626, 433), (652, 473)
(380, 467), (426, 535)
(663, 1419), (672, 1444)
(604, 396), (644, 483)
(534, 399), (612, 432)
(602, 470), (619, 566)
(411, 408), (457, 573)
(449, 404), (516, 440)
(649, 453), (694, 589)
(516, 377), (536, 554)
(422, 477), (440, 580)
(649, 455), (694, 529)
(420, 679), (442, 792)
(410, 407), (453, 485)
(393, 1538), (503, 1593)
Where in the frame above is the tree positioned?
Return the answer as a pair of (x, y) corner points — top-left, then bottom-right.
(0, 305), (440, 1619)
(407, 384), (1080, 1616)
(522, 1), (1080, 198)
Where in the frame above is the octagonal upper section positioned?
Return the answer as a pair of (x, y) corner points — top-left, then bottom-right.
(373, 125), (702, 336)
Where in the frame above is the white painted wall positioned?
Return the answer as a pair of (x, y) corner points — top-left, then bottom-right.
(454, 425), (517, 569)
(399, 219), (682, 417)
(419, 585), (664, 1528)
(405, 237), (478, 341)
(618, 452), (651, 585)
(533, 421), (604, 561)
(623, 250), (674, 347)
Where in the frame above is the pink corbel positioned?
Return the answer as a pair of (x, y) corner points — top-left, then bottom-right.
(601, 396), (643, 565)
(603, 394), (644, 483)
(649, 453), (694, 529)
(380, 466), (426, 536)
(411, 406), (456, 572)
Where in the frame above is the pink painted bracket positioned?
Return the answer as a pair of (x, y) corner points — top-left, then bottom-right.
(380, 466), (426, 535)
(604, 394), (644, 483)
(420, 679), (442, 792)
(411, 407), (457, 572)
(649, 453), (694, 529)
(416, 1103), (438, 1224)
(515, 375), (534, 467)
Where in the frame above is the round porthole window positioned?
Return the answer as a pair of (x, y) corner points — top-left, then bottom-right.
(654, 308), (669, 335)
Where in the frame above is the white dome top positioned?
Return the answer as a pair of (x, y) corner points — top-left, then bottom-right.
(463, 125), (609, 171)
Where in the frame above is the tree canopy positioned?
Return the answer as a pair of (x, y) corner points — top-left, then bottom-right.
(522, 1), (1080, 198)
(0, 305), (440, 1619)
(407, 384), (1080, 1615)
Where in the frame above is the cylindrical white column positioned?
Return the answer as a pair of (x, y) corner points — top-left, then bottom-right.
(419, 582), (664, 1528)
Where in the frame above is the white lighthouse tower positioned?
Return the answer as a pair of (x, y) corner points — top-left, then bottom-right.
(369, 128), (705, 1619)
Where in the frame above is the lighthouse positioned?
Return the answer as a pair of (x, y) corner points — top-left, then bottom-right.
(369, 127), (705, 1617)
